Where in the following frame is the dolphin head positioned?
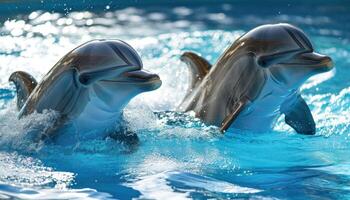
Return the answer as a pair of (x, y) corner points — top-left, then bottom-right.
(64, 39), (161, 110)
(240, 23), (333, 89)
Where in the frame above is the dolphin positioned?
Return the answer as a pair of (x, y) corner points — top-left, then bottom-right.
(9, 39), (162, 141)
(179, 23), (333, 134)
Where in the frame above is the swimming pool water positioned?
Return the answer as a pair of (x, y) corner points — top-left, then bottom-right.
(0, 1), (349, 199)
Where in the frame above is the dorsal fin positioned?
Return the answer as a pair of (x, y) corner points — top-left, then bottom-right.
(180, 51), (212, 90)
(9, 71), (38, 110)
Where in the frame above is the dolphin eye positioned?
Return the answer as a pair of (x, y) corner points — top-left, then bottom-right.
(257, 58), (268, 68)
(79, 75), (89, 85)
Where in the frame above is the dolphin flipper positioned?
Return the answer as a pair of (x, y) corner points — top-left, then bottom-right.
(220, 97), (249, 132)
(281, 94), (316, 135)
(9, 71), (38, 110)
(180, 52), (211, 90)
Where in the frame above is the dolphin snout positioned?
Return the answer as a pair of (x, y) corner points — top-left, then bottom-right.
(121, 69), (162, 91)
(300, 52), (333, 72)
(124, 70), (160, 82)
(320, 55), (333, 71)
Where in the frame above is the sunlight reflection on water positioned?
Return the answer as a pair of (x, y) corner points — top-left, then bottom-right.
(0, 2), (349, 199)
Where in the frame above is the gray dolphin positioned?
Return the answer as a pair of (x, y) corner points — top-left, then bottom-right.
(179, 23), (333, 134)
(9, 39), (161, 140)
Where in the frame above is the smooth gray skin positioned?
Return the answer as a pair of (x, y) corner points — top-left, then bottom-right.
(179, 23), (333, 134)
(9, 39), (162, 139)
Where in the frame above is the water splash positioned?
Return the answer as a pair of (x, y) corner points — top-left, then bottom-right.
(0, 3), (349, 200)
(0, 102), (60, 152)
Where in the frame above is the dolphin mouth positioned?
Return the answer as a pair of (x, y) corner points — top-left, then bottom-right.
(101, 69), (162, 90)
(280, 51), (333, 72)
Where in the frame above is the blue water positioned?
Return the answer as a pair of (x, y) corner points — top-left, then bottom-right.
(0, 1), (349, 199)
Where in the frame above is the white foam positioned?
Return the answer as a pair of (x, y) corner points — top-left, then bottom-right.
(0, 152), (73, 189)
(0, 184), (113, 200)
(0, 103), (59, 152)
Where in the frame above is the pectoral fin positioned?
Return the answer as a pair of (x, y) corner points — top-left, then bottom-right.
(281, 94), (316, 135)
(9, 71), (38, 110)
(180, 51), (212, 90)
(220, 97), (249, 132)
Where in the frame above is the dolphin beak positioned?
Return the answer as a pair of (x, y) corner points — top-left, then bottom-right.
(119, 69), (162, 91)
(296, 52), (333, 72)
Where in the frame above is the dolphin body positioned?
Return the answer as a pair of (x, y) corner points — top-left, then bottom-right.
(179, 24), (333, 134)
(9, 39), (161, 141)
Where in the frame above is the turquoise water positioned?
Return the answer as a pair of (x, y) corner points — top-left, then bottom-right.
(0, 1), (349, 199)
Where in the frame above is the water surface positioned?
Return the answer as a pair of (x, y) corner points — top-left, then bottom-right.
(0, 1), (349, 199)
